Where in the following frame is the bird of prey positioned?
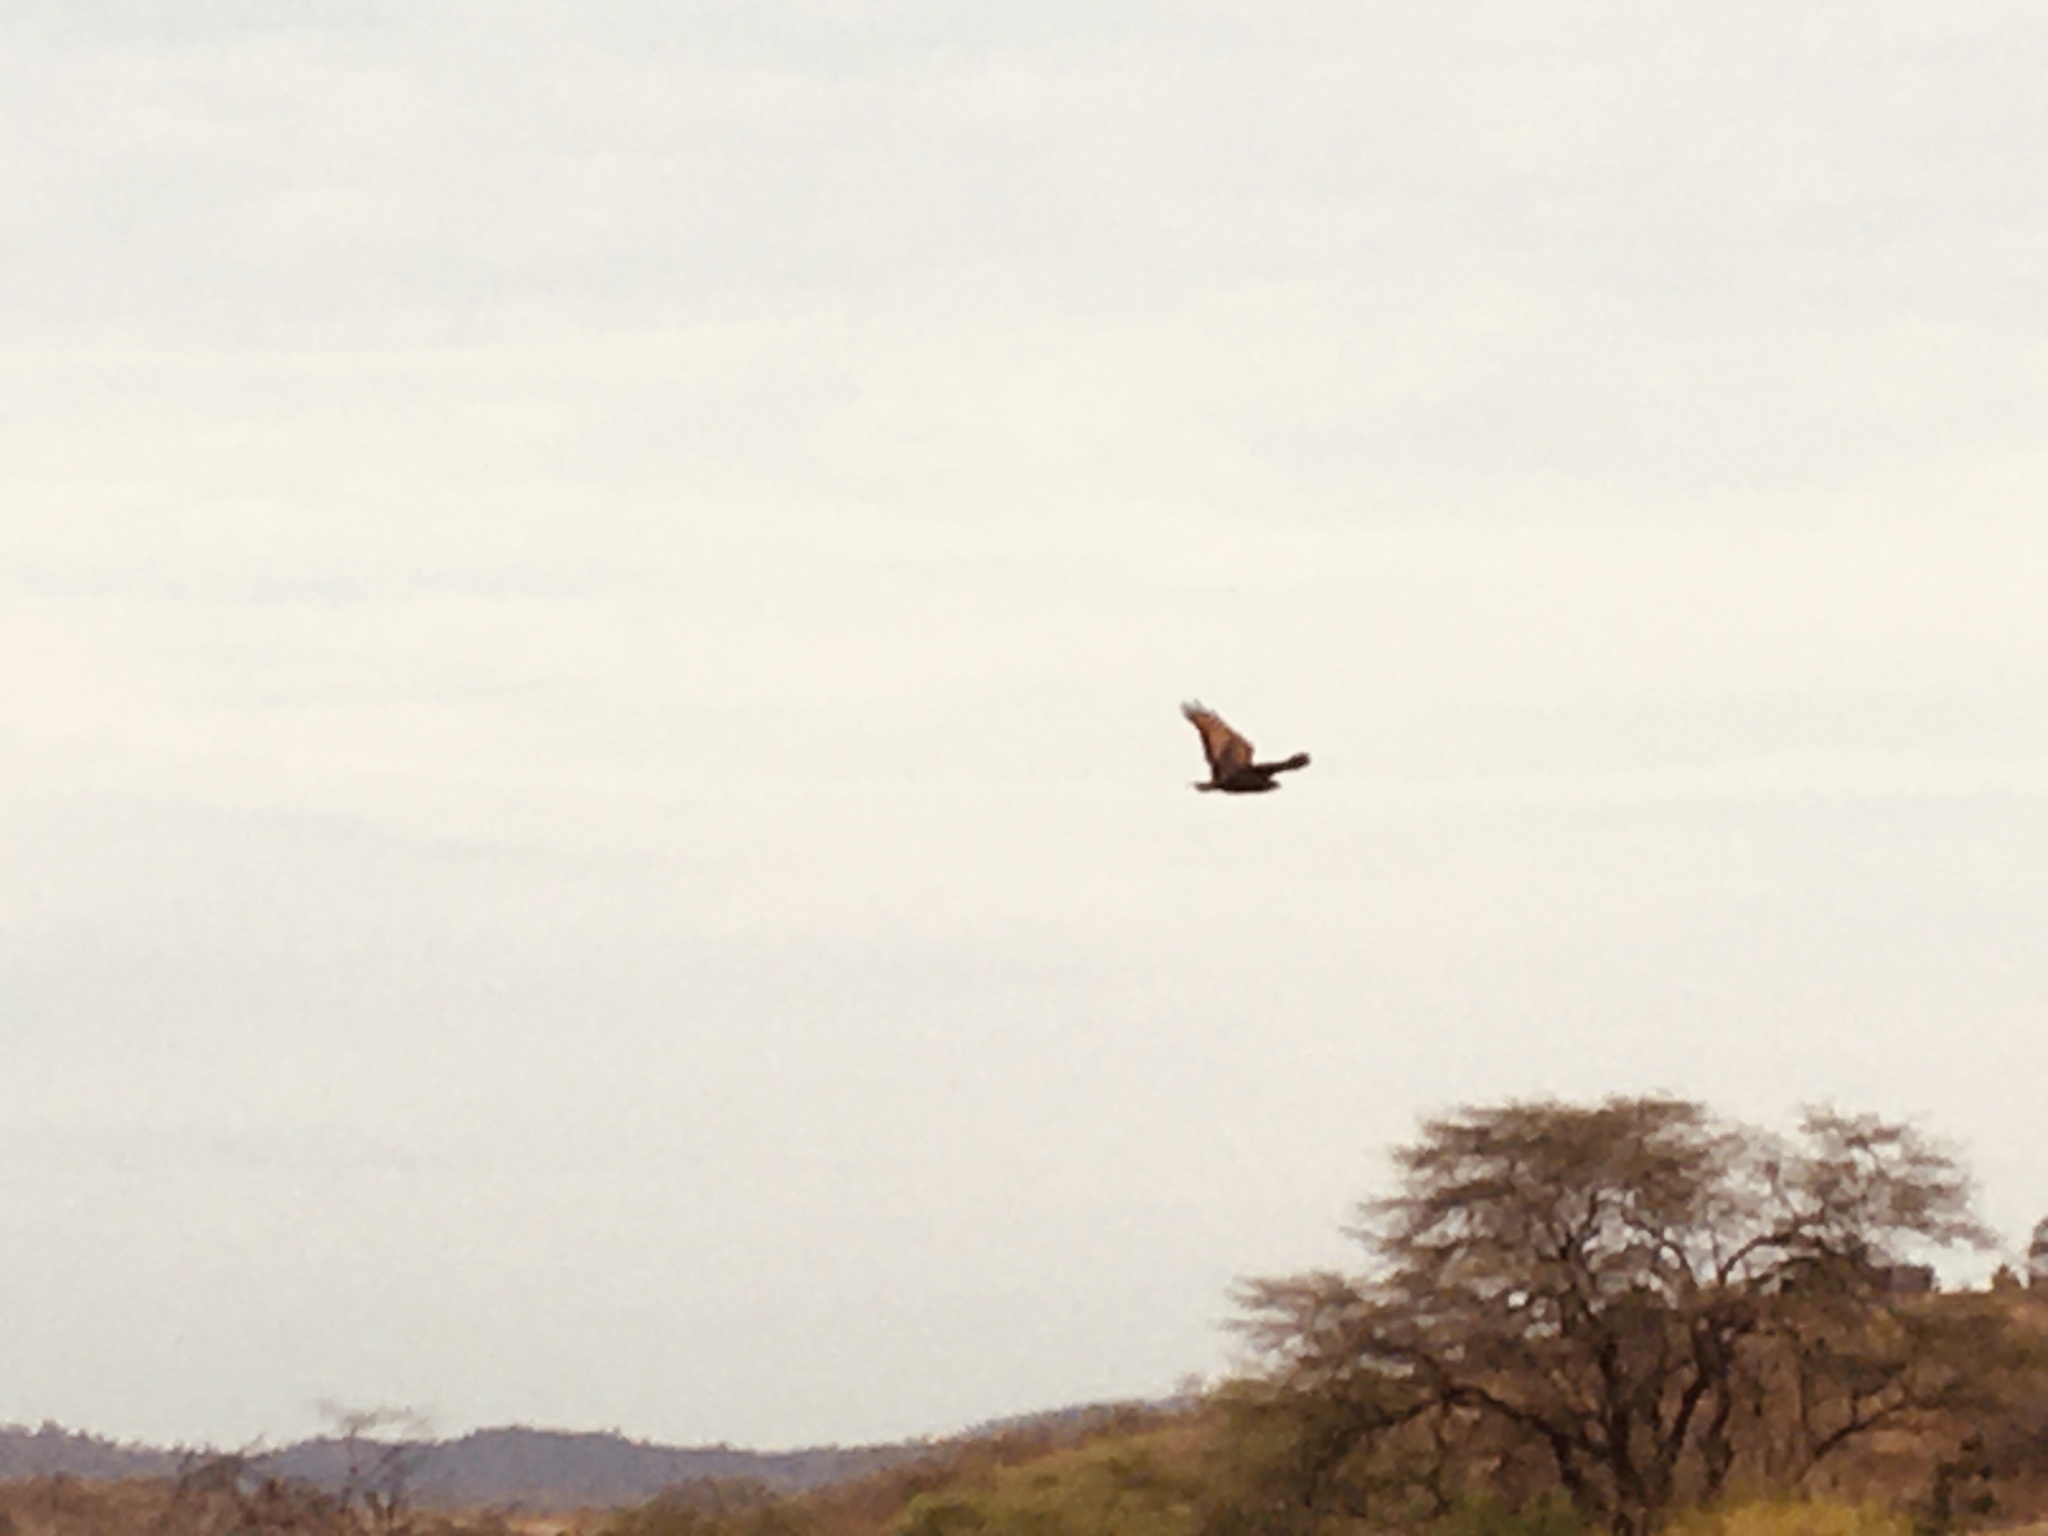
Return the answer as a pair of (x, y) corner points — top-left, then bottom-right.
(1182, 702), (1311, 793)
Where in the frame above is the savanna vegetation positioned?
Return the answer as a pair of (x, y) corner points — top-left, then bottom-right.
(11, 1095), (2048, 1536)
(596, 1096), (2048, 1536)
(0, 1458), (542, 1536)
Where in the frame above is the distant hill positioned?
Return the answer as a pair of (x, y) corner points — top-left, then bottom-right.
(0, 1424), (176, 1483)
(0, 1401), (1190, 1512)
(254, 1426), (925, 1509)
(0, 1420), (933, 1510)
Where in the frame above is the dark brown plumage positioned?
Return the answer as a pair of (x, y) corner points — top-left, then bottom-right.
(1182, 701), (1311, 793)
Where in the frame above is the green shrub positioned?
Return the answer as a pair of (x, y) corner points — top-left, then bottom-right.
(604, 1481), (813, 1536)
(890, 1432), (1202, 1536)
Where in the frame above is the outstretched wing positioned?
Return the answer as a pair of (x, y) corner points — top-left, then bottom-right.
(1182, 701), (1254, 778)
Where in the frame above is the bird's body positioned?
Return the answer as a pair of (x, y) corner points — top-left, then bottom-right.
(1181, 702), (1311, 793)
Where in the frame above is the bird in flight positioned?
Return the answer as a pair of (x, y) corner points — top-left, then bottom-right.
(1182, 702), (1311, 793)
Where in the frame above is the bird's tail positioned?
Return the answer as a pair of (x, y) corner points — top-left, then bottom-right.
(1264, 752), (1311, 774)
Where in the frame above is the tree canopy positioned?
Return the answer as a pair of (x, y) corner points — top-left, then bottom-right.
(1230, 1097), (1995, 1536)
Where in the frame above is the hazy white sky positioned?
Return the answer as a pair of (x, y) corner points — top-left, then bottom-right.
(4, 0), (2048, 1452)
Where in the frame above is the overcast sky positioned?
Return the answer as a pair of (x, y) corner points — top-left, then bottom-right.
(4, 0), (2048, 1453)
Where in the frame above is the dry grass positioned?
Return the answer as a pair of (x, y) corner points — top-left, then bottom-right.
(1663, 1502), (1915, 1536)
(0, 1475), (600, 1536)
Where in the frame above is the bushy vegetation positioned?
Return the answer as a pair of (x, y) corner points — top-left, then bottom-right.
(605, 1478), (810, 1536)
(0, 1455), (551, 1536)
(0, 1472), (534, 1536)
(900, 1416), (1228, 1536)
(588, 1412), (2046, 1536)
(594, 1413), (1212, 1536)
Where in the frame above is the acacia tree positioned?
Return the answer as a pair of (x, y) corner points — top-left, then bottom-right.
(1230, 1097), (1992, 1536)
(322, 1403), (431, 1536)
